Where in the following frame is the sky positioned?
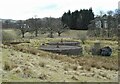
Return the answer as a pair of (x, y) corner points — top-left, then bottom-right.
(0, 0), (119, 20)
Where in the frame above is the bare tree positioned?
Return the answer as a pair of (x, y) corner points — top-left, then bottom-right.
(43, 17), (69, 38)
(26, 18), (42, 37)
(53, 18), (68, 36)
(107, 11), (114, 16)
(100, 11), (105, 17)
(16, 20), (29, 38)
(88, 10), (119, 38)
(43, 17), (56, 38)
(107, 10), (114, 37)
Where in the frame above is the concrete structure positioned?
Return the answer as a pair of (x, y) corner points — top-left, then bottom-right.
(40, 41), (82, 55)
(47, 41), (80, 46)
(40, 45), (83, 55)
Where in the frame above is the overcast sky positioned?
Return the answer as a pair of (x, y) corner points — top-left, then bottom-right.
(0, 0), (119, 20)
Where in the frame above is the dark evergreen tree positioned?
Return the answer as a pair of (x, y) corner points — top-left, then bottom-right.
(62, 10), (71, 28)
(61, 8), (94, 30)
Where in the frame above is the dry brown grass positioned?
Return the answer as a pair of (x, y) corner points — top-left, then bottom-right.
(38, 73), (48, 80)
(63, 65), (69, 71)
(3, 40), (118, 71)
(3, 61), (18, 71)
(72, 65), (78, 71)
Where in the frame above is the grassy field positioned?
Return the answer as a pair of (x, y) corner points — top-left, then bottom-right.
(1, 29), (119, 82)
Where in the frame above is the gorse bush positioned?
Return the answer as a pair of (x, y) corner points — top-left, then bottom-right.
(2, 29), (20, 42)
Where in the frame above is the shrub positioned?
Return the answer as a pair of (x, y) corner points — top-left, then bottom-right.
(77, 33), (87, 44)
(2, 29), (20, 43)
(3, 61), (17, 71)
(39, 61), (46, 67)
(3, 61), (11, 71)
(70, 65), (78, 71)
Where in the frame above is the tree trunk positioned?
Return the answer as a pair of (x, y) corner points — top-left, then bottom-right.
(21, 30), (25, 38)
(108, 28), (110, 38)
(22, 34), (24, 38)
(50, 32), (53, 38)
(35, 29), (38, 37)
(58, 32), (61, 36)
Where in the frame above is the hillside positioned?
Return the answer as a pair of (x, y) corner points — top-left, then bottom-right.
(1, 29), (119, 82)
